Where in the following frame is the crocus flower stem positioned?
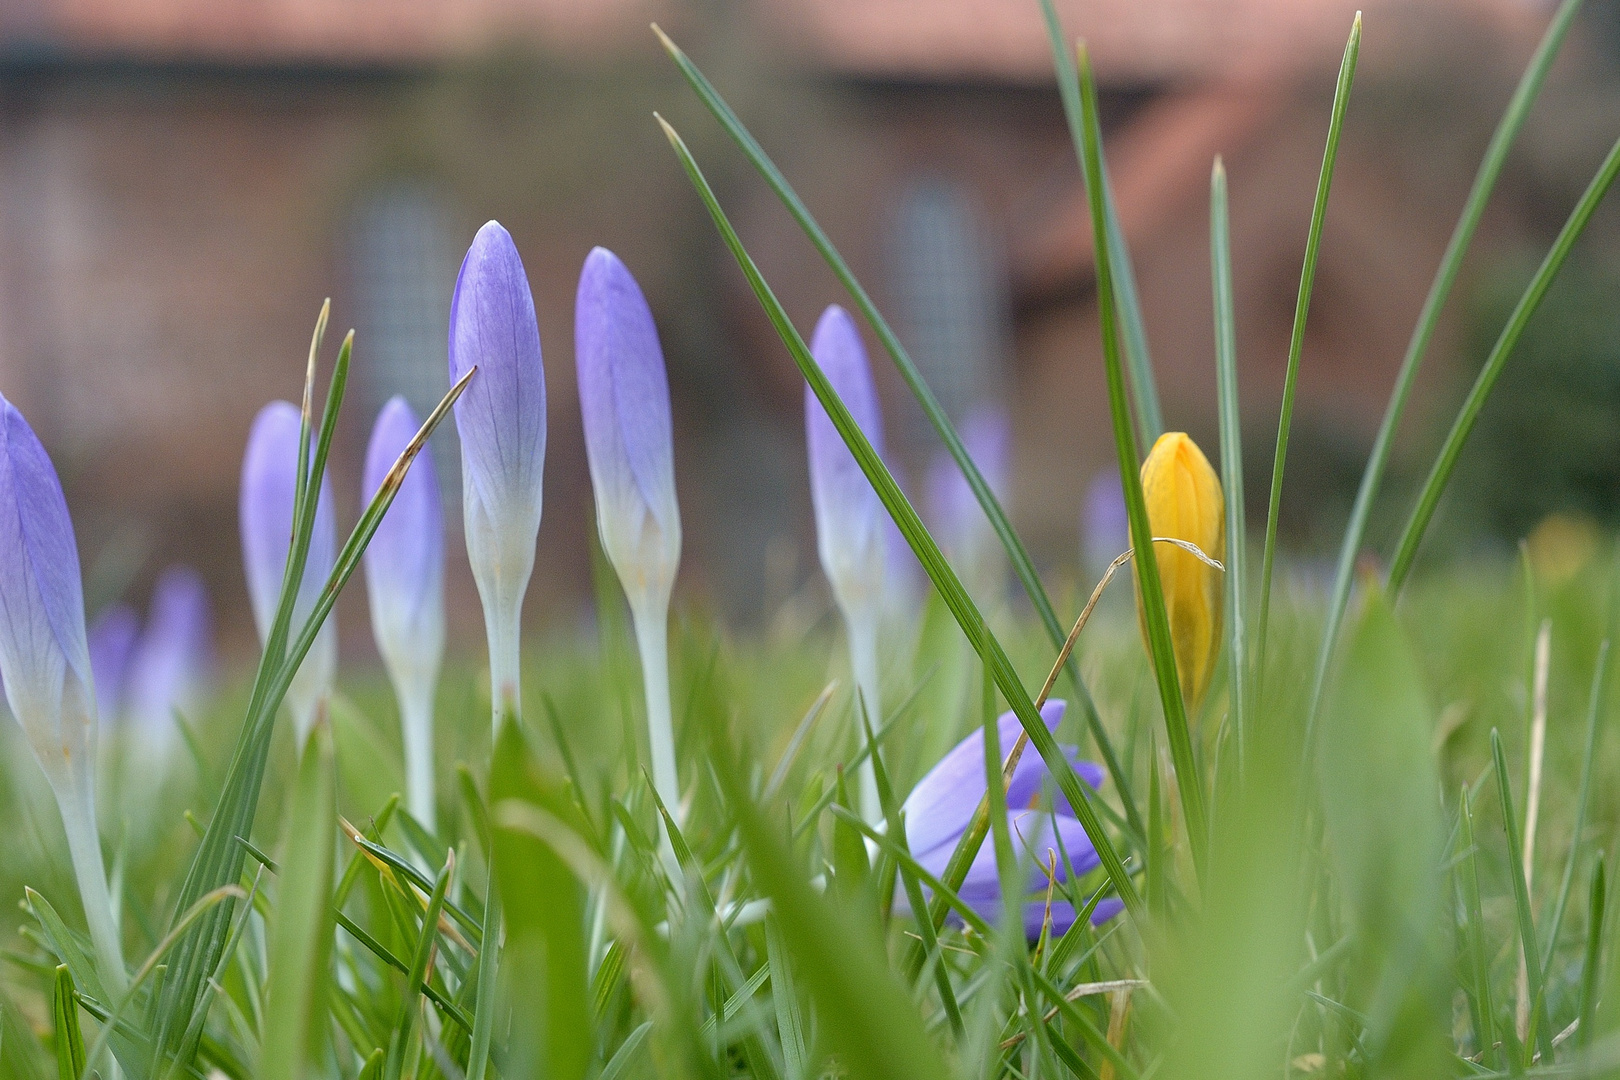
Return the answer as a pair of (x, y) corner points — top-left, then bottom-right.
(630, 596), (678, 815)
(57, 775), (127, 997)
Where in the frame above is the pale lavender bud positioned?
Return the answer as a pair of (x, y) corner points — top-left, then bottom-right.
(0, 392), (125, 990)
(576, 247), (681, 816)
(806, 305), (888, 623)
(87, 604), (138, 726)
(1082, 468), (1129, 576)
(240, 400), (337, 745)
(125, 565), (212, 736)
(449, 221), (545, 719)
(364, 397), (444, 827)
(926, 408), (1009, 593)
(805, 305), (889, 822)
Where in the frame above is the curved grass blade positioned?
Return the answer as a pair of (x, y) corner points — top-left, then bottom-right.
(259, 720), (337, 1080)
(652, 26), (1143, 843)
(1254, 15), (1360, 673)
(1457, 787), (1499, 1068)
(1578, 855), (1605, 1053)
(53, 967), (85, 1080)
(1211, 158), (1249, 767)
(1073, 43), (1207, 878)
(1038, 0), (1161, 443)
(1386, 129), (1620, 593)
(659, 112), (1142, 923)
(1543, 639), (1609, 977)
(1306, 0), (1584, 728)
(382, 850), (452, 1080)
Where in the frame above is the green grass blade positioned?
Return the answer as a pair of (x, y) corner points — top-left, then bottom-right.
(1306, 0), (1584, 726)
(382, 849), (452, 1080)
(1578, 854), (1605, 1053)
(1211, 158), (1248, 767)
(258, 719), (337, 1080)
(1544, 640), (1610, 976)
(657, 112), (1142, 924)
(53, 967), (85, 1080)
(1457, 787), (1500, 1068)
(1492, 728), (1555, 1064)
(1038, 0), (1161, 443)
(764, 920), (808, 1080)
(1387, 132), (1620, 593)
(1254, 15), (1360, 674)
(652, 26), (1144, 839)
(1072, 43), (1207, 879)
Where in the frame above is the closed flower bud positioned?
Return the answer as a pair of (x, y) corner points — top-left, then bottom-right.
(449, 221), (546, 722)
(806, 304), (889, 822)
(87, 603), (139, 726)
(364, 397), (445, 827)
(926, 408), (1008, 599)
(575, 247), (682, 815)
(126, 565), (213, 738)
(0, 392), (126, 992)
(240, 400), (338, 747)
(1136, 432), (1224, 715)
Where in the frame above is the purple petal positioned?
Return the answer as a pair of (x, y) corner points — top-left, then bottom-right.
(925, 407), (1009, 560)
(922, 809), (1103, 903)
(0, 394), (93, 726)
(575, 247), (679, 540)
(363, 397), (445, 652)
(901, 700), (1067, 858)
(125, 565), (212, 731)
(1082, 469), (1129, 570)
(1024, 897), (1126, 941)
(87, 603), (139, 724)
(806, 306), (887, 605)
(239, 401), (336, 643)
(449, 221), (546, 530)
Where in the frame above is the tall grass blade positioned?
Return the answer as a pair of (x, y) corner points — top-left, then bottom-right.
(1307, 0), (1585, 725)
(1386, 130), (1620, 593)
(1073, 42), (1207, 878)
(1578, 855), (1605, 1053)
(53, 967), (85, 1080)
(657, 113), (1143, 921)
(1492, 728), (1555, 1064)
(1038, 0), (1162, 442)
(258, 720), (337, 1080)
(1210, 158), (1248, 767)
(1544, 640), (1610, 976)
(1254, 15), (1359, 675)
(651, 26), (1144, 836)
(1457, 787), (1500, 1067)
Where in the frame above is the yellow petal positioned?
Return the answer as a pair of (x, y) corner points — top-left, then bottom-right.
(1134, 432), (1224, 716)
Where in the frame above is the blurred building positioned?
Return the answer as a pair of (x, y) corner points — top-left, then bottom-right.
(0, 0), (1586, 657)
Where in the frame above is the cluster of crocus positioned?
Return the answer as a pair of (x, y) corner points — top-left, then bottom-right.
(240, 400), (338, 749)
(363, 397), (445, 829)
(88, 565), (213, 748)
(0, 392), (127, 994)
(805, 305), (891, 824)
(896, 701), (1124, 939)
(1136, 431), (1224, 716)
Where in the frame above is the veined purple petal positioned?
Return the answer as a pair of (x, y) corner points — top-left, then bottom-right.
(364, 397), (445, 659)
(576, 247), (679, 544)
(925, 408), (1009, 562)
(449, 221), (546, 533)
(240, 401), (336, 643)
(806, 305), (887, 612)
(920, 809), (1103, 903)
(902, 700), (1068, 858)
(87, 604), (138, 724)
(0, 394), (93, 730)
(126, 565), (212, 731)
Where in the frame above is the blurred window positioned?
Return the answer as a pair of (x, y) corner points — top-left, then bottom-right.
(348, 182), (460, 514)
(889, 176), (1009, 442)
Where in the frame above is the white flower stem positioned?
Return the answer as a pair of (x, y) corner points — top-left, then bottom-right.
(631, 594), (679, 822)
(55, 777), (127, 998)
(485, 591), (524, 731)
(400, 687), (437, 832)
(847, 612), (882, 825)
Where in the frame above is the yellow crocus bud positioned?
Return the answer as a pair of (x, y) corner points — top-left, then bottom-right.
(1134, 432), (1224, 716)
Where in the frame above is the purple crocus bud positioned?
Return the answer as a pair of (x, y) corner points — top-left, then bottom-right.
(87, 603), (139, 726)
(449, 221), (545, 724)
(363, 397), (444, 829)
(806, 305), (889, 823)
(240, 400), (337, 748)
(0, 392), (126, 992)
(125, 565), (212, 739)
(1082, 468), (1129, 578)
(926, 408), (1009, 599)
(576, 248), (683, 816)
(895, 700), (1121, 942)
